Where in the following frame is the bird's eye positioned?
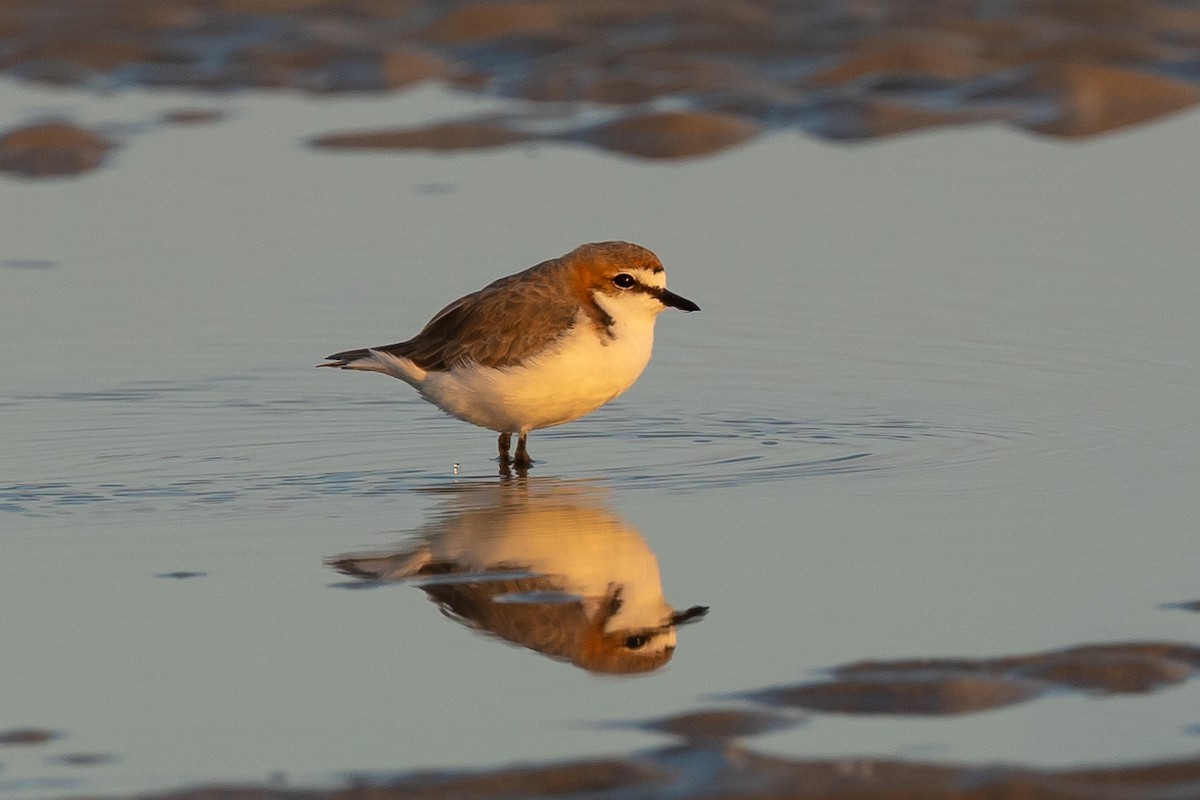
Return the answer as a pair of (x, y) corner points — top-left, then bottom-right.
(624, 635), (647, 650)
(612, 273), (636, 289)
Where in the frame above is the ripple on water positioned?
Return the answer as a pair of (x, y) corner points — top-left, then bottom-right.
(1, 376), (1039, 515)
(543, 411), (1031, 492)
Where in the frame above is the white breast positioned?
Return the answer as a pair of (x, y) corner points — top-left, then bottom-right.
(431, 503), (673, 626)
(419, 306), (657, 433)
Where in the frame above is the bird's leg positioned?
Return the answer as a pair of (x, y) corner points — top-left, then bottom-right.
(498, 432), (512, 464)
(513, 432), (532, 468)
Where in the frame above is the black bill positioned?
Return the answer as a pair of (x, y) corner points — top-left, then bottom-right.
(658, 288), (700, 312)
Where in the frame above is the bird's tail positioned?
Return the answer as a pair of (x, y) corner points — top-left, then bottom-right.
(327, 546), (432, 581)
(317, 347), (426, 384)
(317, 347), (372, 369)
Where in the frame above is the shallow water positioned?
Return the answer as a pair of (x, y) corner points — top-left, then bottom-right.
(2, 77), (1200, 796)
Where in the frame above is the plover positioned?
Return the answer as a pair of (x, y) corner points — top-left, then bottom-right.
(328, 481), (707, 673)
(320, 241), (699, 467)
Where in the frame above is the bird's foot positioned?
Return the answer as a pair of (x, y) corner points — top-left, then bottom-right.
(497, 432), (531, 477)
(513, 433), (533, 469)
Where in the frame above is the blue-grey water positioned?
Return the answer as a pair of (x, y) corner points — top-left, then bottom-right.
(2, 78), (1199, 796)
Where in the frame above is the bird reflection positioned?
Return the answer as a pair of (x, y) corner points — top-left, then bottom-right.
(328, 479), (707, 675)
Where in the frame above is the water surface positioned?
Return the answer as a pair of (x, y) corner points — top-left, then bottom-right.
(2, 77), (1200, 796)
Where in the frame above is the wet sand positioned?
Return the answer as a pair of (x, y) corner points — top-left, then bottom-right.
(753, 642), (1200, 715)
(0, 121), (113, 177)
(9, 640), (1199, 798)
(35, 730), (1200, 800)
(4, 0), (1200, 171)
(143, 755), (1200, 800)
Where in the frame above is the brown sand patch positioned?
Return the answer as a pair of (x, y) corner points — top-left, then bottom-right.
(755, 641), (1200, 716)
(311, 109), (760, 160)
(0, 727), (60, 745)
(344, 758), (669, 798)
(575, 111), (761, 159)
(421, 2), (569, 45)
(806, 95), (1000, 141)
(311, 118), (538, 152)
(68, 747), (1200, 800)
(803, 34), (995, 88)
(379, 48), (449, 90)
(3, 0), (1200, 156)
(161, 109), (224, 125)
(47, 753), (117, 766)
(1005, 644), (1200, 693)
(637, 708), (799, 742)
(0, 120), (113, 177)
(1015, 62), (1200, 137)
(521, 52), (773, 105)
(764, 673), (1042, 716)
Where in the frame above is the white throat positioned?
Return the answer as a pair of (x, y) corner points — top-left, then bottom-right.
(592, 288), (664, 333)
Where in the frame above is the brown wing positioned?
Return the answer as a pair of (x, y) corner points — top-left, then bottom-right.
(359, 258), (581, 371)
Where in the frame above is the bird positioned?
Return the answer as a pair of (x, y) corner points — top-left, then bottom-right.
(327, 480), (708, 674)
(319, 241), (699, 468)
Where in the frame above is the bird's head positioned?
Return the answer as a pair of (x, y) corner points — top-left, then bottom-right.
(568, 241), (700, 322)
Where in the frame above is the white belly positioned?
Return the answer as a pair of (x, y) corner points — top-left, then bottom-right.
(418, 314), (656, 433)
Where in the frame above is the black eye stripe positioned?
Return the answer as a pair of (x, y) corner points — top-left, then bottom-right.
(609, 275), (664, 298)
